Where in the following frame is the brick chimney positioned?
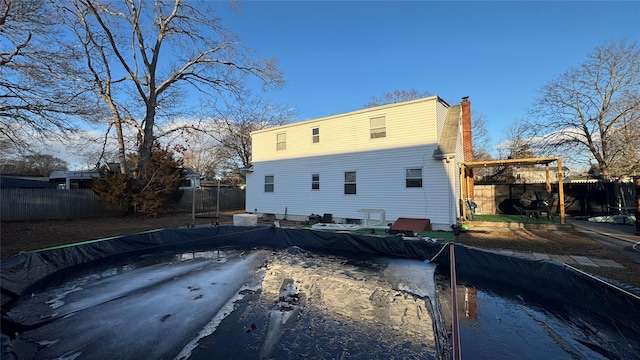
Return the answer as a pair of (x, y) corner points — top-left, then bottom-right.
(461, 96), (474, 199)
(461, 96), (473, 162)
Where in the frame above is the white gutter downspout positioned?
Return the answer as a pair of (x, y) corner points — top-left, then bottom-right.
(445, 156), (456, 226)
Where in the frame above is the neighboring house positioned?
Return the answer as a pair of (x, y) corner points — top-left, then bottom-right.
(0, 174), (50, 189)
(512, 166), (571, 184)
(245, 96), (471, 231)
(180, 168), (202, 189)
(49, 168), (201, 190)
(49, 170), (102, 190)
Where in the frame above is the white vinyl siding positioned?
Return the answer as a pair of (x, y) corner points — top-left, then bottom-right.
(246, 96), (461, 230)
(246, 144), (458, 229)
(251, 96), (441, 162)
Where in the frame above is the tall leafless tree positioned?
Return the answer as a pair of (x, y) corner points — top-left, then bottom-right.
(471, 113), (493, 160)
(482, 119), (538, 183)
(364, 88), (431, 108)
(156, 93), (293, 183)
(213, 97), (293, 169)
(0, 0), (97, 152)
(469, 112), (496, 180)
(57, 1), (131, 172)
(499, 119), (537, 160)
(604, 100), (640, 177)
(528, 39), (640, 179)
(1, 153), (69, 175)
(58, 0), (284, 177)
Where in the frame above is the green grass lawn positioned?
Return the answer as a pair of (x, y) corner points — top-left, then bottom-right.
(303, 213), (562, 243)
(352, 228), (456, 242)
(471, 214), (561, 224)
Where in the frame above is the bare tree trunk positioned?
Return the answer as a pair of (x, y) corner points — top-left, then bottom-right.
(113, 114), (127, 175)
(138, 102), (156, 175)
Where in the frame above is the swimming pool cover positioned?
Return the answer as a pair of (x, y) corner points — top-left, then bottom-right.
(2, 225), (639, 358)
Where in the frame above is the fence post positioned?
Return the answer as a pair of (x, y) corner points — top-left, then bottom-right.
(215, 178), (220, 226)
(635, 177), (640, 235)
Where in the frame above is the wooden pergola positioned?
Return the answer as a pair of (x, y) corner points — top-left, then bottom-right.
(461, 157), (566, 224)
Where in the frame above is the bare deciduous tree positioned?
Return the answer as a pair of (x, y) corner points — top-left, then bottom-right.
(211, 97), (294, 170)
(485, 120), (538, 183)
(0, 0), (96, 151)
(161, 94), (293, 183)
(471, 113), (493, 160)
(58, 0), (130, 173)
(163, 127), (226, 180)
(605, 102), (640, 177)
(1, 153), (68, 175)
(528, 39), (640, 179)
(470, 113), (496, 180)
(364, 89), (431, 108)
(59, 0), (284, 177)
(500, 119), (537, 160)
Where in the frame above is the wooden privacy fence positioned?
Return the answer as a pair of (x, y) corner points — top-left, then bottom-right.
(173, 187), (246, 214)
(2, 187), (246, 221)
(473, 182), (637, 217)
(1, 189), (115, 221)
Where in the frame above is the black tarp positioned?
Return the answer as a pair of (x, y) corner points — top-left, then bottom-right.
(2, 225), (640, 356)
(441, 244), (640, 335)
(1, 226), (443, 309)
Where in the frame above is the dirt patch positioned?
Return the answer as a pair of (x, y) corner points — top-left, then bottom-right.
(0, 212), (241, 260)
(457, 228), (640, 288)
(2, 215), (639, 288)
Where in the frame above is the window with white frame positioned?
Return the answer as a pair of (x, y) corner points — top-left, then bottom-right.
(312, 127), (319, 143)
(369, 115), (386, 139)
(406, 168), (423, 188)
(264, 175), (274, 192)
(276, 133), (286, 150)
(344, 171), (356, 194)
(312, 174), (320, 190)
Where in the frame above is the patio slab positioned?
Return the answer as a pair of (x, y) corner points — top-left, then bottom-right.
(590, 258), (624, 269)
(478, 250), (623, 269)
(548, 255), (577, 265)
(511, 251), (535, 259)
(532, 252), (551, 260)
(570, 255), (599, 267)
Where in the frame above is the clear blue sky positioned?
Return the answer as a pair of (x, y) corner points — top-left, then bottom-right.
(217, 1), (640, 153)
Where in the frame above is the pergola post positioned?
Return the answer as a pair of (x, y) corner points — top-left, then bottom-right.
(461, 165), (467, 220)
(545, 165), (551, 193)
(556, 157), (566, 224)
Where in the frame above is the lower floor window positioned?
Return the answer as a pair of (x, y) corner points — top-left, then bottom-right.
(312, 174), (320, 190)
(344, 171), (356, 194)
(406, 168), (423, 188)
(264, 175), (274, 192)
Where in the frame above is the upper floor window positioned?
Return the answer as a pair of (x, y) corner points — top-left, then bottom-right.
(406, 168), (423, 188)
(312, 127), (319, 143)
(312, 174), (320, 190)
(344, 171), (356, 194)
(370, 116), (386, 139)
(264, 175), (274, 192)
(276, 133), (286, 150)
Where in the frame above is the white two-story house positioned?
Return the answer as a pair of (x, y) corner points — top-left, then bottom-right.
(245, 96), (470, 231)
